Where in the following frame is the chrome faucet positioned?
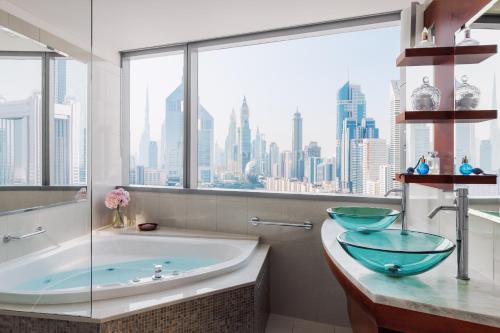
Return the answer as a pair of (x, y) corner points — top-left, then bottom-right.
(384, 183), (408, 234)
(427, 188), (469, 280)
(153, 264), (163, 280)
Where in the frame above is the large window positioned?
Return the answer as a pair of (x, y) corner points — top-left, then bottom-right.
(0, 55), (42, 185)
(123, 16), (411, 197)
(124, 50), (184, 187)
(195, 25), (400, 195)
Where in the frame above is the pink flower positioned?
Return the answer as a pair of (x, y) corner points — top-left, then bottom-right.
(105, 188), (130, 209)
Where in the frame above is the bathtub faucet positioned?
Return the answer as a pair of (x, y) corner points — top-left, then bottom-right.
(153, 264), (163, 280)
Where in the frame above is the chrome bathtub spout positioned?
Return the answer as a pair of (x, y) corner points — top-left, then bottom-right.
(153, 264), (163, 280)
(384, 183), (408, 234)
(427, 188), (469, 280)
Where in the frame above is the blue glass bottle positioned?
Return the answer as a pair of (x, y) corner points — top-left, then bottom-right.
(416, 156), (429, 175)
(459, 156), (473, 175)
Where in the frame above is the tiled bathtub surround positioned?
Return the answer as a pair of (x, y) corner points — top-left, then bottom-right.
(124, 188), (400, 327)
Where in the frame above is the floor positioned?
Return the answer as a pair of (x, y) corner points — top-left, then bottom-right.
(265, 314), (353, 333)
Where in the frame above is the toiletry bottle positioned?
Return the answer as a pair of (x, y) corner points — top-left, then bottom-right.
(428, 152), (440, 175)
(459, 156), (473, 175)
(416, 156), (429, 175)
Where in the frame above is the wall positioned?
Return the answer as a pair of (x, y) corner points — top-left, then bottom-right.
(0, 200), (90, 264)
(0, 190), (81, 212)
(125, 189), (399, 326)
(407, 184), (500, 283)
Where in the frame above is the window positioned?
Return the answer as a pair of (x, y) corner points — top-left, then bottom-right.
(0, 55), (42, 185)
(195, 25), (400, 195)
(124, 50), (185, 187)
(51, 57), (88, 185)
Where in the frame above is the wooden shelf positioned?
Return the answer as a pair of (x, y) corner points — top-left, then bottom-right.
(396, 45), (497, 67)
(396, 173), (497, 185)
(396, 110), (497, 124)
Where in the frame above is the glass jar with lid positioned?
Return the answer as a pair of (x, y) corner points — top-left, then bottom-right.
(455, 75), (480, 110)
(411, 76), (441, 111)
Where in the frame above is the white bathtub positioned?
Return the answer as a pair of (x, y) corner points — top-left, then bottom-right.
(0, 231), (258, 305)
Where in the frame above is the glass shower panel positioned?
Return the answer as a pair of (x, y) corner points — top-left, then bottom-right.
(0, 0), (92, 319)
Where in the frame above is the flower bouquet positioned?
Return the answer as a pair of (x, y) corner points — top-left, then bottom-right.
(105, 188), (130, 228)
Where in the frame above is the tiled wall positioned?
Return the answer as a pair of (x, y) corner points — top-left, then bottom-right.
(407, 184), (500, 283)
(0, 200), (91, 264)
(125, 189), (399, 327)
(0, 190), (81, 213)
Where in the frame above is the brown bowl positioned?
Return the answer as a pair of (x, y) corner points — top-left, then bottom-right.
(138, 223), (158, 231)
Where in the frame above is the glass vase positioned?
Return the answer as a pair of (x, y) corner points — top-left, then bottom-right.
(112, 209), (125, 228)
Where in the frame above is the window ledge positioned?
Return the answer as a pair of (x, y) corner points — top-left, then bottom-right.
(121, 185), (402, 204)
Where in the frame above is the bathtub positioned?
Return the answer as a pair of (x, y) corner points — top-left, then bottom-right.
(0, 231), (258, 305)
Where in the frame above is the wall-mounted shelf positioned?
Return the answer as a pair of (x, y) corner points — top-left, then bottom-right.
(396, 110), (497, 124)
(396, 45), (497, 67)
(396, 173), (497, 185)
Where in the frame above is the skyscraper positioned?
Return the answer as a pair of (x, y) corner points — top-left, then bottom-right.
(292, 108), (303, 180)
(55, 60), (67, 104)
(139, 87), (151, 167)
(148, 141), (158, 169)
(224, 109), (238, 173)
(341, 118), (357, 192)
(198, 105), (214, 184)
(303, 141), (321, 183)
(336, 82), (366, 177)
(389, 80), (401, 189)
(239, 97), (251, 173)
(361, 138), (389, 195)
(161, 84), (184, 185)
(269, 142), (280, 177)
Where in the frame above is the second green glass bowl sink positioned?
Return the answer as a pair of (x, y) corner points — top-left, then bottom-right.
(337, 229), (455, 277)
(327, 207), (400, 232)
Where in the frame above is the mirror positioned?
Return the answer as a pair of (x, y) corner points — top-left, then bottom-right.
(0, 23), (88, 213)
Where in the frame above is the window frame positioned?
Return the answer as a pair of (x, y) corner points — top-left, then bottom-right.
(0, 50), (87, 189)
(120, 11), (409, 202)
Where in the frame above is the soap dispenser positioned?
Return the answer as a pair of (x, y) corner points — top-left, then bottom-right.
(459, 156), (473, 175)
(416, 156), (430, 175)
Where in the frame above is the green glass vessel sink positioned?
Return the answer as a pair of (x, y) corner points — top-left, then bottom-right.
(337, 229), (455, 277)
(327, 207), (400, 232)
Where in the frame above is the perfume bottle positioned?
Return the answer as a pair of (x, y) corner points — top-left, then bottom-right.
(416, 156), (430, 175)
(419, 27), (435, 48)
(411, 77), (441, 111)
(455, 75), (480, 110)
(459, 156), (473, 175)
(457, 28), (479, 46)
(428, 152), (440, 175)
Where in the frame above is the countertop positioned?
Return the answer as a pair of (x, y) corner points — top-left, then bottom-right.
(322, 219), (500, 328)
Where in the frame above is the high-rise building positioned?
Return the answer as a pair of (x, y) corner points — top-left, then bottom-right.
(336, 82), (366, 177)
(379, 164), (392, 196)
(317, 157), (335, 183)
(350, 139), (364, 194)
(55, 60), (67, 104)
(303, 141), (321, 183)
(269, 142), (280, 177)
(361, 138), (389, 195)
(161, 84), (184, 185)
(480, 139), (492, 172)
(409, 124), (430, 165)
(0, 92), (42, 185)
(139, 87), (151, 167)
(198, 105), (214, 184)
(389, 80), (401, 189)
(292, 108), (303, 180)
(341, 118), (358, 192)
(224, 109), (238, 173)
(239, 97), (251, 173)
(280, 150), (293, 179)
(148, 141), (158, 169)
(305, 157), (323, 184)
(252, 128), (267, 175)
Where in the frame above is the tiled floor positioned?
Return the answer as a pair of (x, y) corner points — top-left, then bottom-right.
(265, 314), (353, 333)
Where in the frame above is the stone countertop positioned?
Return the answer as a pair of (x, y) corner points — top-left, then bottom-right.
(321, 219), (500, 328)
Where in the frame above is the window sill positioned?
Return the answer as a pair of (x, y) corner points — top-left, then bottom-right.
(122, 185), (402, 204)
(0, 185), (86, 191)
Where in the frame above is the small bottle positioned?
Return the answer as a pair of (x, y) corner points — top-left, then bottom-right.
(419, 27), (435, 48)
(416, 156), (430, 175)
(459, 156), (473, 175)
(457, 28), (479, 46)
(428, 152), (440, 175)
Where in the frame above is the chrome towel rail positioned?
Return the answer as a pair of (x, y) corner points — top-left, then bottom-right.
(3, 226), (46, 243)
(248, 217), (313, 231)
